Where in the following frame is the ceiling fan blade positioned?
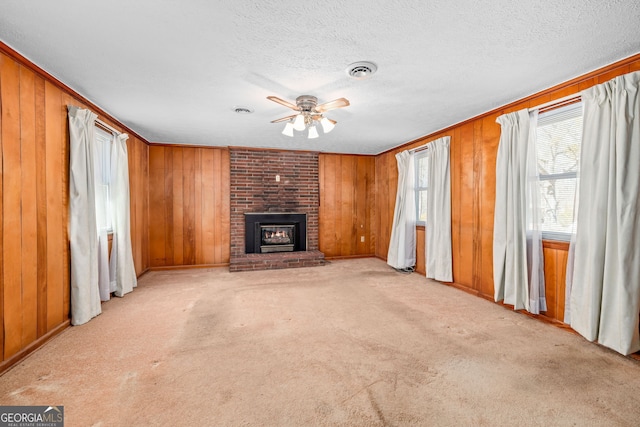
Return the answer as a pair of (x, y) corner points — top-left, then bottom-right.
(267, 96), (299, 111)
(316, 98), (350, 112)
(270, 114), (298, 123)
(311, 116), (337, 125)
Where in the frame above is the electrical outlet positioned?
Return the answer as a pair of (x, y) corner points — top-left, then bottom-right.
(360, 236), (365, 242)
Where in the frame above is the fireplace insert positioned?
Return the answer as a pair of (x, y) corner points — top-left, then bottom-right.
(244, 213), (307, 254)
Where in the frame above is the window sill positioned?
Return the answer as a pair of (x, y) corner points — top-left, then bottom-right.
(542, 239), (569, 251)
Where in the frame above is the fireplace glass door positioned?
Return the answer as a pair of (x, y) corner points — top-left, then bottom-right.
(260, 225), (295, 253)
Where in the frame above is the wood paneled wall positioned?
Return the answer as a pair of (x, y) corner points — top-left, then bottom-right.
(375, 54), (640, 323)
(127, 135), (150, 276)
(0, 46), (149, 370)
(148, 146), (230, 267)
(319, 154), (376, 258)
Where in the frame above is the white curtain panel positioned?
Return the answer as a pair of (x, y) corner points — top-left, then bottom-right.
(109, 133), (138, 297)
(67, 106), (102, 325)
(525, 112), (546, 314)
(494, 109), (546, 313)
(387, 150), (417, 270)
(425, 136), (453, 282)
(569, 71), (640, 355)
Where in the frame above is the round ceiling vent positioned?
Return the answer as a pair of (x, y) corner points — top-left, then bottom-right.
(346, 61), (378, 79)
(233, 106), (254, 114)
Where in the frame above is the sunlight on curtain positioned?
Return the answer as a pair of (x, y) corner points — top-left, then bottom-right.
(68, 106), (102, 325)
(387, 150), (416, 270)
(109, 133), (138, 297)
(494, 109), (546, 313)
(424, 136), (452, 282)
(569, 71), (640, 355)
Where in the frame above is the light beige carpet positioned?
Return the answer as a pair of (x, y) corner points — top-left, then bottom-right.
(1, 258), (640, 426)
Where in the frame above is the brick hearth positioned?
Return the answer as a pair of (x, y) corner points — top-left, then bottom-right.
(229, 149), (325, 271)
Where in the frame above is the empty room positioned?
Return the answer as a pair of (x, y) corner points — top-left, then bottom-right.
(1, 1), (640, 426)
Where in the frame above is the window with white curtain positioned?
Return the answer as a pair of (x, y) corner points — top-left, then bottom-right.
(94, 126), (114, 232)
(415, 151), (429, 225)
(535, 102), (582, 241)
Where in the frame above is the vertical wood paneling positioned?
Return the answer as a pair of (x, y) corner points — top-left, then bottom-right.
(201, 149), (214, 263)
(319, 154), (375, 258)
(543, 246), (569, 322)
(60, 93), (73, 322)
(141, 142), (149, 270)
(212, 149), (223, 263)
(2, 55), (23, 359)
(415, 228), (425, 275)
(149, 146), (166, 266)
(148, 146), (230, 267)
(0, 49), (151, 369)
(544, 247), (558, 319)
(172, 148), (184, 265)
(458, 123), (475, 287)
(34, 75), (47, 337)
(555, 249), (568, 323)
(479, 113), (500, 297)
(182, 148), (195, 265)
(194, 149), (203, 264)
(373, 53), (639, 325)
(126, 136), (149, 276)
(20, 66), (38, 348)
(163, 148), (174, 264)
(44, 81), (64, 331)
(450, 127), (461, 283)
(0, 56), (4, 357)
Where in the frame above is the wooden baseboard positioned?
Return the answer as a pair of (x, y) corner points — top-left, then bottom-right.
(148, 263), (230, 271)
(324, 254), (376, 261)
(0, 320), (71, 375)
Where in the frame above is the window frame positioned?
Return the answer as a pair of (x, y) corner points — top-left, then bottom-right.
(414, 150), (429, 226)
(535, 101), (582, 242)
(94, 125), (115, 234)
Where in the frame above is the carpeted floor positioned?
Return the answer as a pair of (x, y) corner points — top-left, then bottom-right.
(1, 258), (640, 426)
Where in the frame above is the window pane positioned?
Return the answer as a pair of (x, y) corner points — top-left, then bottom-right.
(537, 112), (582, 176)
(417, 155), (428, 188)
(94, 127), (114, 232)
(536, 103), (582, 237)
(539, 176), (577, 234)
(418, 190), (428, 222)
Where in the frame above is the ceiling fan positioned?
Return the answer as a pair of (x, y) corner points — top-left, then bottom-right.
(267, 95), (350, 138)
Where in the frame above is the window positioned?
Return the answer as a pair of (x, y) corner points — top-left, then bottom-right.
(94, 126), (114, 232)
(535, 102), (582, 241)
(415, 151), (429, 224)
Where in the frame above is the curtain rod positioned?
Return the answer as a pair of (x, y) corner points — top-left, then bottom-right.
(96, 118), (119, 135)
(409, 143), (431, 154)
(529, 93), (581, 112)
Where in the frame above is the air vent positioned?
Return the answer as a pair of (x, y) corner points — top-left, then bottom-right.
(346, 61), (378, 79)
(233, 106), (254, 114)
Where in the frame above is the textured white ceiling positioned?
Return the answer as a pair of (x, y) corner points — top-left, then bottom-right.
(1, 1), (639, 154)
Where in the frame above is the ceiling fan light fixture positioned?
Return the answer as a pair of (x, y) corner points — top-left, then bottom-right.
(268, 95), (349, 139)
(320, 117), (335, 133)
(282, 122), (294, 137)
(308, 125), (319, 139)
(293, 114), (306, 131)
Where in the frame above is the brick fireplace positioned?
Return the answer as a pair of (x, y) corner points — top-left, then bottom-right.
(229, 149), (325, 272)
